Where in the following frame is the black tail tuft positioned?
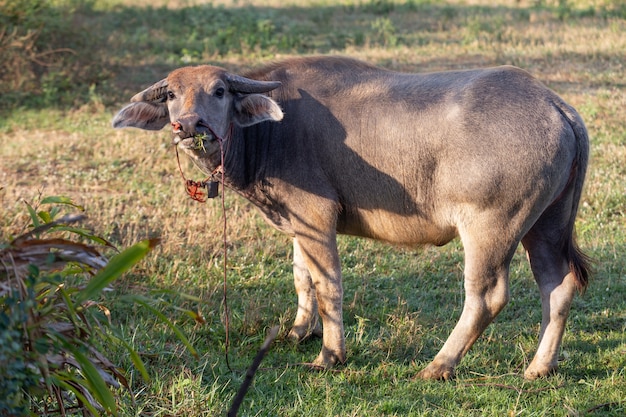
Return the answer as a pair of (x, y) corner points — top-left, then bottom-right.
(554, 97), (592, 295)
(568, 238), (593, 294)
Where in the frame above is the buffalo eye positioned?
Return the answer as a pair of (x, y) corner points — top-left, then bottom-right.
(215, 87), (225, 98)
(167, 91), (176, 100)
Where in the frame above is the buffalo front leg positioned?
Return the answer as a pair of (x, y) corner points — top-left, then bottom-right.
(294, 231), (346, 368)
(418, 236), (514, 380)
(288, 237), (322, 341)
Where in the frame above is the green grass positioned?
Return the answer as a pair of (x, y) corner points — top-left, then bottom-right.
(1, 0), (625, 415)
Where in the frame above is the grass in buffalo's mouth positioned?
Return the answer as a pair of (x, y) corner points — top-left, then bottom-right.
(192, 133), (210, 151)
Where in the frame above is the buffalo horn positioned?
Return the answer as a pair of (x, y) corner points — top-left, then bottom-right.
(130, 79), (169, 103)
(226, 73), (281, 94)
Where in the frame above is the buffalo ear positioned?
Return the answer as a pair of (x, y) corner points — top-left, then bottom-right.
(233, 94), (284, 127)
(112, 102), (170, 130)
(131, 78), (169, 103)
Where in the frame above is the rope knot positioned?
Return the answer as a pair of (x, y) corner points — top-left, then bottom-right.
(174, 122), (232, 203)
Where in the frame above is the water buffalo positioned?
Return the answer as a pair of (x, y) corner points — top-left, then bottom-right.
(113, 56), (590, 380)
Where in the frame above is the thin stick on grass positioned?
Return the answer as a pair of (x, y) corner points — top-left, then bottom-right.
(227, 325), (280, 417)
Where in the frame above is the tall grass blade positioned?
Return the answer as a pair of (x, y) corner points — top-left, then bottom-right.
(50, 226), (117, 248)
(126, 295), (198, 358)
(25, 201), (41, 229)
(53, 376), (104, 417)
(67, 346), (118, 415)
(41, 196), (86, 211)
(111, 334), (151, 382)
(75, 238), (159, 304)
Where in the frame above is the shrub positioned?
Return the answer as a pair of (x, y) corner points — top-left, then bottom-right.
(0, 196), (194, 416)
(0, 0), (104, 109)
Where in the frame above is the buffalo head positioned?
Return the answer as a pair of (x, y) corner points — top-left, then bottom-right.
(112, 65), (283, 164)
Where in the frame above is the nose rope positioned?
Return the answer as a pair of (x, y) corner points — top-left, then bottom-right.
(174, 147), (219, 202)
(173, 120), (234, 371)
(173, 122), (233, 202)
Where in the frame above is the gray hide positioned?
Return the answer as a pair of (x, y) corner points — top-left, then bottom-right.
(112, 56), (591, 380)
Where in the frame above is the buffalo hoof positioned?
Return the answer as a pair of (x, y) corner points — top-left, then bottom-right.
(524, 363), (557, 380)
(417, 362), (455, 381)
(312, 348), (346, 369)
(287, 325), (323, 343)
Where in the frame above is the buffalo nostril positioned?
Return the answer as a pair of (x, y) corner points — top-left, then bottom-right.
(176, 114), (202, 135)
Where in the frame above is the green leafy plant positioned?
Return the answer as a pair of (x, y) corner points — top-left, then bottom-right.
(371, 17), (399, 47)
(0, 196), (195, 416)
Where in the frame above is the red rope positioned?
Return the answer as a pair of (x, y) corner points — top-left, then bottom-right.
(175, 147), (212, 202)
(173, 123), (233, 370)
(219, 131), (232, 372)
(174, 123), (233, 202)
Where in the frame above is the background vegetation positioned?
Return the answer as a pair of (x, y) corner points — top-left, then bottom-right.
(1, 0), (624, 415)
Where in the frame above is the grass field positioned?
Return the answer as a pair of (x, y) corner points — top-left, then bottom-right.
(1, 0), (625, 415)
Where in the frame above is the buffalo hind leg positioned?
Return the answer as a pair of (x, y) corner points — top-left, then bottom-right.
(418, 232), (515, 380)
(288, 237), (322, 342)
(522, 232), (578, 379)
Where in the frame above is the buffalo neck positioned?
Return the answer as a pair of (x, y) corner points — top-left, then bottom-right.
(221, 121), (281, 194)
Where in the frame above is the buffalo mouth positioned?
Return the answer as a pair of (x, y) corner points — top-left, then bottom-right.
(173, 131), (217, 151)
